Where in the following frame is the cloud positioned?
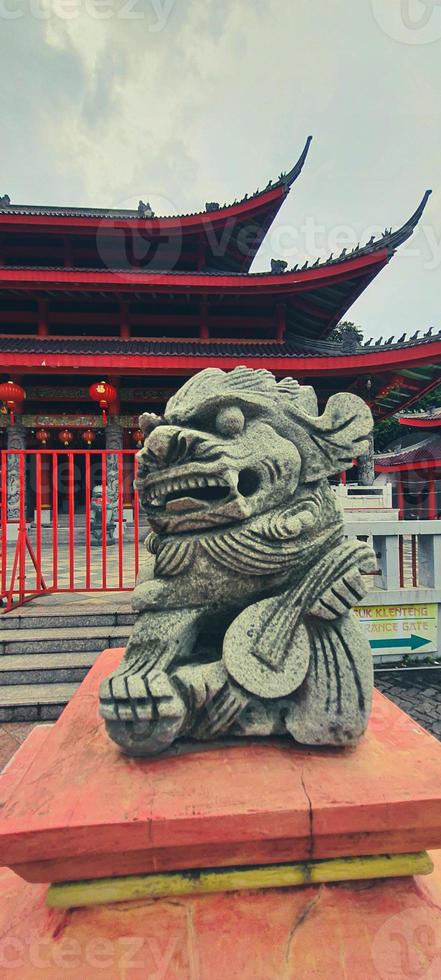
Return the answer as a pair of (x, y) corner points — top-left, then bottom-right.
(0, 0), (440, 336)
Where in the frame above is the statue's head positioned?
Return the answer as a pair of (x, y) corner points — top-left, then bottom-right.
(136, 367), (372, 535)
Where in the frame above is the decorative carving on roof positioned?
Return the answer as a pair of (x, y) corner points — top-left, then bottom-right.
(270, 259), (288, 274)
(137, 201), (155, 219)
(0, 195), (10, 208)
(205, 202), (220, 212)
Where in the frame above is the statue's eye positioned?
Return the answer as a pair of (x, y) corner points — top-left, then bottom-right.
(215, 406), (245, 437)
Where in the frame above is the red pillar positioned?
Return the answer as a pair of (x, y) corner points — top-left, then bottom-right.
(63, 235), (73, 268)
(41, 455), (51, 514)
(275, 302), (286, 342)
(37, 299), (48, 338)
(199, 301), (209, 339)
(119, 299), (130, 339)
(397, 475), (405, 519)
(427, 478), (436, 520)
(197, 236), (205, 271)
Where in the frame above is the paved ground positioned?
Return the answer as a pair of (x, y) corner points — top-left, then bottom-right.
(0, 721), (40, 771)
(375, 669), (441, 740)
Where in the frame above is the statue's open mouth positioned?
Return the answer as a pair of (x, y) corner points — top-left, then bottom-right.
(143, 473), (232, 513)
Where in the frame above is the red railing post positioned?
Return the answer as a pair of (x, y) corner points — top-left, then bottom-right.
(35, 451), (42, 592)
(411, 535), (418, 588)
(52, 452), (58, 591)
(398, 535), (404, 588)
(1, 453), (7, 600)
(117, 451), (124, 589)
(133, 453), (139, 580)
(68, 452), (75, 590)
(18, 452), (26, 605)
(101, 451), (107, 590)
(85, 452), (91, 591)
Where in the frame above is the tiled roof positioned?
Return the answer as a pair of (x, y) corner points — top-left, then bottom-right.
(1, 330), (440, 359)
(375, 435), (441, 467)
(399, 406), (441, 422)
(0, 336), (318, 358)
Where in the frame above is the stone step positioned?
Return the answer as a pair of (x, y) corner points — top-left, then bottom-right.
(0, 607), (136, 631)
(0, 625), (130, 655)
(0, 651), (99, 685)
(0, 682), (80, 722)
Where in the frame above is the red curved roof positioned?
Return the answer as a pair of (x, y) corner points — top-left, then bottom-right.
(376, 434), (441, 471)
(1, 332), (441, 421)
(0, 139), (313, 274)
(399, 407), (441, 428)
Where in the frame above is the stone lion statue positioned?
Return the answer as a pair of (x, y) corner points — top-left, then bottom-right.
(100, 366), (377, 756)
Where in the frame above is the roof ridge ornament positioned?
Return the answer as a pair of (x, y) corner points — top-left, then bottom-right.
(382, 188), (432, 251)
(138, 201), (155, 219)
(270, 258), (288, 274)
(279, 135), (313, 189)
(0, 194), (10, 208)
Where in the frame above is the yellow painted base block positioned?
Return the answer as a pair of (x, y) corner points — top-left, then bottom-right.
(47, 851), (433, 909)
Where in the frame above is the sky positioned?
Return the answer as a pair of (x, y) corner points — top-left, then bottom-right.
(1, 0), (441, 340)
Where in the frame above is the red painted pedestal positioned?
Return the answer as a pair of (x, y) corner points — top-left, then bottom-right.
(0, 648), (441, 977)
(0, 648), (441, 885)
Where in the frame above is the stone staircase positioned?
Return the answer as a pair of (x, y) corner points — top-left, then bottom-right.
(0, 595), (135, 721)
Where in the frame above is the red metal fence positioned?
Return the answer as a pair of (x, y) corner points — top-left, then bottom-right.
(0, 450), (142, 611)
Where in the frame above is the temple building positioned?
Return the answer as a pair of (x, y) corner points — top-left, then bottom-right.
(376, 407), (441, 519)
(1, 135), (440, 519)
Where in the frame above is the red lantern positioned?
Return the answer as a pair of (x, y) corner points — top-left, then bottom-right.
(59, 428), (73, 447)
(0, 381), (26, 424)
(82, 428), (96, 446)
(36, 428), (50, 446)
(132, 428), (144, 448)
(89, 381), (117, 423)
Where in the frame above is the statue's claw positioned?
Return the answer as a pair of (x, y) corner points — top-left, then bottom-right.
(309, 567), (367, 620)
(99, 669), (188, 755)
(99, 672), (154, 723)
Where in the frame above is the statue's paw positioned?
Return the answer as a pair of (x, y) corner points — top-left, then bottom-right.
(309, 567), (367, 620)
(99, 671), (154, 723)
(99, 669), (187, 730)
(100, 669), (188, 756)
(146, 670), (188, 726)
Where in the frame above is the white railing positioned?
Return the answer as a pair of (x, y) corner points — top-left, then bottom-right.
(345, 520), (441, 662)
(345, 520), (441, 591)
